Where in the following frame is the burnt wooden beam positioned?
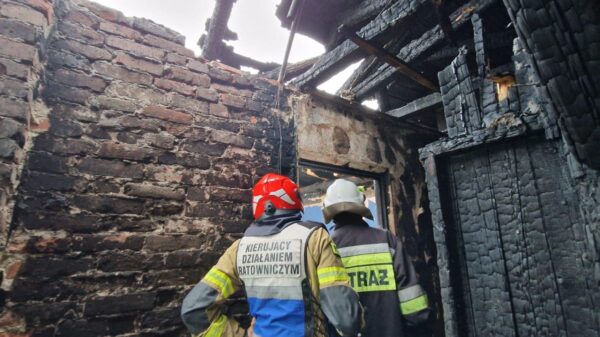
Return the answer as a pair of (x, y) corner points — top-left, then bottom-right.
(262, 56), (318, 80)
(201, 0), (237, 60)
(340, 25), (439, 92)
(310, 89), (443, 136)
(291, 0), (432, 89)
(384, 92), (442, 119)
(218, 46), (279, 72)
(337, 55), (379, 96)
(351, 0), (498, 100)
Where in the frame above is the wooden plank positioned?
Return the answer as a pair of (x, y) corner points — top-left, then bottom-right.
(200, 0), (236, 60)
(351, 0), (498, 99)
(291, 0), (432, 89)
(340, 26), (439, 92)
(385, 92), (442, 118)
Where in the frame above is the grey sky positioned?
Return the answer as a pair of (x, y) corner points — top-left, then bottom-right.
(92, 0), (373, 107)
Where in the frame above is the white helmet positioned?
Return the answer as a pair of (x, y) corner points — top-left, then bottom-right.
(322, 179), (374, 223)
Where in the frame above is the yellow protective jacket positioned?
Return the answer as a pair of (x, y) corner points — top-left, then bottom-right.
(182, 217), (363, 337)
(331, 218), (430, 337)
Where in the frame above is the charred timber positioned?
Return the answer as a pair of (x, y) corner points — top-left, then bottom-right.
(291, 0), (432, 89)
(340, 25), (439, 92)
(201, 0), (237, 60)
(262, 57), (318, 81)
(385, 92), (442, 119)
(351, 0), (498, 100)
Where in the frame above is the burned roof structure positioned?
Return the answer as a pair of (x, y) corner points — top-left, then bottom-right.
(0, 0), (598, 336)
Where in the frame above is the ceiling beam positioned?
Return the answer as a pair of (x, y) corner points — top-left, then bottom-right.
(384, 92), (442, 119)
(340, 25), (439, 92)
(291, 0), (432, 89)
(200, 0), (237, 60)
(350, 0), (498, 99)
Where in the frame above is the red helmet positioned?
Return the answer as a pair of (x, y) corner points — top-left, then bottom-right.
(252, 173), (303, 220)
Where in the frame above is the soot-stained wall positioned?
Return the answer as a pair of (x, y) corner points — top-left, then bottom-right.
(292, 93), (443, 336)
(0, 0), (292, 335)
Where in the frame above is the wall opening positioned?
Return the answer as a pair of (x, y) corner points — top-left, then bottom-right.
(297, 160), (388, 231)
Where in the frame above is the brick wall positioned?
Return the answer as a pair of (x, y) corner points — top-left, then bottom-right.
(0, 0), (54, 249)
(0, 0), (291, 335)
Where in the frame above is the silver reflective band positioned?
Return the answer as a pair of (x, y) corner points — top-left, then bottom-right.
(245, 285), (303, 300)
(397, 284), (425, 302)
(338, 243), (390, 257)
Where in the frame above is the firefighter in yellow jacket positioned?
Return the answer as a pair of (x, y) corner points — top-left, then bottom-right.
(181, 173), (363, 337)
(323, 179), (430, 337)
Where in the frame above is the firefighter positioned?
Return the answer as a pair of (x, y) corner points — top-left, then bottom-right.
(323, 179), (430, 337)
(181, 173), (363, 337)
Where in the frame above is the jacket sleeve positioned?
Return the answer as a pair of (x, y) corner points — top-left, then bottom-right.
(388, 232), (430, 325)
(310, 228), (364, 336)
(181, 240), (243, 335)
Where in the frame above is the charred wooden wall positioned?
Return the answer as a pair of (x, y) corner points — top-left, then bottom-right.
(421, 2), (600, 335)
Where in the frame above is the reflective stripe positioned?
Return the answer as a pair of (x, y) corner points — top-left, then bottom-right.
(346, 264), (395, 292)
(341, 252), (392, 268)
(317, 266), (349, 286)
(400, 294), (429, 315)
(397, 284), (425, 302)
(202, 314), (226, 337)
(203, 267), (234, 298)
(338, 243), (390, 257)
(246, 285), (303, 300)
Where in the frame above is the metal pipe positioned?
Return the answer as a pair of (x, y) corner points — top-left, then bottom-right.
(278, 0), (306, 84)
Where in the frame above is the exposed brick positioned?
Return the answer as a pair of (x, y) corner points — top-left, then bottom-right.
(51, 103), (98, 123)
(73, 195), (145, 214)
(64, 9), (98, 27)
(36, 134), (98, 155)
(0, 76), (27, 98)
(0, 57), (29, 79)
(144, 132), (175, 149)
(142, 105), (193, 124)
(0, 3), (47, 26)
(58, 21), (104, 46)
(20, 256), (94, 279)
(132, 17), (185, 44)
(48, 118), (84, 138)
(158, 152), (210, 169)
(165, 53), (187, 66)
(98, 142), (156, 161)
(220, 93), (246, 109)
(22, 172), (79, 191)
(0, 36), (36, 61)
(124, 183), (184, 200)
(114, 51), (163, 76)
(196, 87), (219, 102)
(212, 83), (253, 97)
(143, 34), (193, 57)
(0, 17), (37, 43)
(77, 157), (143, 178)
(98, 251), (164, 272)
(53, 68), (107, 92)
(0, 139), (19, 158)
(0, 117), (23, 139)
(98, 21), (142, 40)
(0, 97), (27, 120)
(78, 1), (128, 24)
(93, 61), (152, 86)
(183, 141), (228, 157)
(168, 93), (209, 114)
(209, 103), (229, 118)
(106, 36), (165, 60)
(83, 293), (156, 316)
(187, 59), (209, 74)
(14, 0), (53, 20)
(208, 64), (233, 83)
(165, 66), (210, 87)
(47, 49), (91, 71)
(144, 235), (199, 252)
(154, 78), (194, 96)
(93, 95), (139, 113)
(43, 82), (92, 104)
(53, 39), (112, 61)
(106, 82), (168, 105)
(28, 151), (69, 173)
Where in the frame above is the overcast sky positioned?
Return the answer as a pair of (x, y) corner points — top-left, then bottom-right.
(93, 0), (373, 107)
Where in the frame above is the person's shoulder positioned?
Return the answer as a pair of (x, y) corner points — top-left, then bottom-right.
(296, 220), (327, 231)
